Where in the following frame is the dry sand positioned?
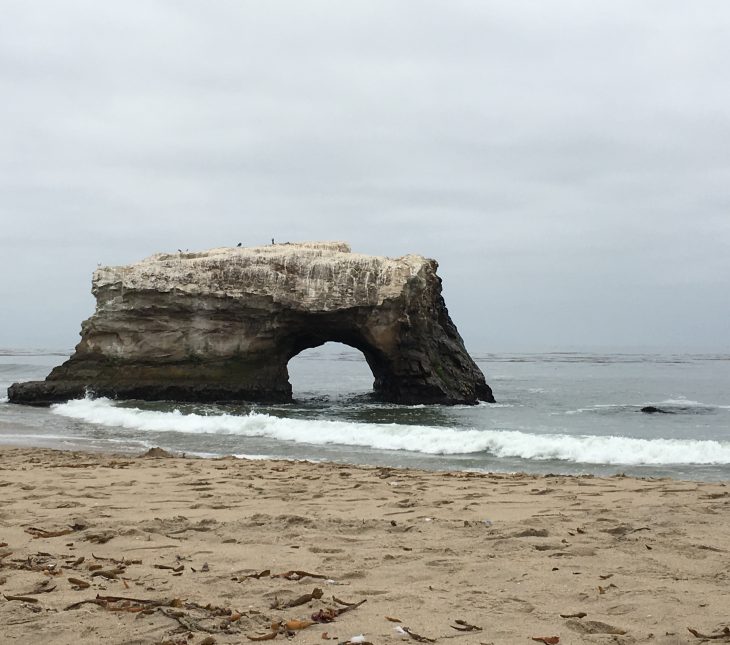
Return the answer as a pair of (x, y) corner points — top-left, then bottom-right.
(0, 446), (728, 644)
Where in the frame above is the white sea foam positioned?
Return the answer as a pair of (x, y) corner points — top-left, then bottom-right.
(660, 398), (704, 406)
(50, 397), (730, 466)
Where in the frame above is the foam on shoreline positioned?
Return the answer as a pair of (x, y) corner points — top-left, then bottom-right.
(52, 397), (730, 466)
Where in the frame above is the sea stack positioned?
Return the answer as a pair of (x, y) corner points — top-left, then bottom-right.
(8, 242), (493, 406)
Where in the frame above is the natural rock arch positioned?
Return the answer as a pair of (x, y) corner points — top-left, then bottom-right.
(9, 242), (494, 406)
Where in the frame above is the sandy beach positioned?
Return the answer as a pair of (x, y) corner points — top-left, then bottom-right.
(0, 447), (728, 645)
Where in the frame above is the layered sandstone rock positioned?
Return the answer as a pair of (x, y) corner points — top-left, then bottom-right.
(9, 242), (493, 405)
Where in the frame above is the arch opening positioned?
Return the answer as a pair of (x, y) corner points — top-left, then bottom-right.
(286, 342), (377, 402)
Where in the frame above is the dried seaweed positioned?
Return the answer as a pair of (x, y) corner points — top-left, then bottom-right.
(91, 567), (126, 580)
(3, 594), (39, 603)
(687, 626), (730, 641)
(240, 569), (270, 580)
(25, 527), (75, 539)
(65, 594), (183, 612)
(283, 588), (323, 609)
(154, 564), (185, 573)
(450, 619), (481, 632)
(400, 627), (436, 643)
(91, 554), (140, 565)
(311, 608), (338, 624)
(274, 570), (329, 581)
(157, 607), (219, 634)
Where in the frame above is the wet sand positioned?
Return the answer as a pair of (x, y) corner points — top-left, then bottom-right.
(0, 446), (728, 644)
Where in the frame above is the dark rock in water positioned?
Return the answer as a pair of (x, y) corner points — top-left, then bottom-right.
(139, 447), (175, 459)
(9, 242), (493, 406)
(640, 406), (674, 414)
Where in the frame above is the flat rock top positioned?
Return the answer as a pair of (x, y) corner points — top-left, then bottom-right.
(93, 242), (432, 311)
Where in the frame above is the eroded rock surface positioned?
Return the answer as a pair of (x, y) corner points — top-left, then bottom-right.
(9, 242), (493, 405)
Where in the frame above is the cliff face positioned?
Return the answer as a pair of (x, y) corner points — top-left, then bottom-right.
(9, 242), (494, 405)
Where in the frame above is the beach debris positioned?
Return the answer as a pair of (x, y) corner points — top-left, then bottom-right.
(565, 619), (626, 635)
(16, 579), (56, 595)
(240, 569), (270, 580)
(91, 567), (126, 580)
(3, 594), (40, 603)
(394, 626), (436, 642)
(157, 607), (219, 633)
(274, 570), (329, 581)
(332, 596), (367, 616)
(687, 626), (730, 640)
(531, 638), (559, 644)
(85, 531), (116, 544)
(385, 615), (403, 623)
(450, 619), (482, 632)
(92, 553), (141, 564)
(200, 638), (216, 645)
(285, 619), (315, 630)
(9, 553), (63, 575)
(154, 564), (185, 573)
(247, 624), (280, 641)
(25, 526), (76, 539)
(559, 612), (587, 619)
(64, 594), (183, 612)
(247, 633), (279, 642)
(280, 587), (324, 609)
(65, 555), (85, 567)
(513, 528), (549, 538)
(68, 577), (91, 590)
(311, 608), (338, 623)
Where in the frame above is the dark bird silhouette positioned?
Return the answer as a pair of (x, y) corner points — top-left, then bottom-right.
(237, 242), (242, 247)
(271, 238), (275, 245)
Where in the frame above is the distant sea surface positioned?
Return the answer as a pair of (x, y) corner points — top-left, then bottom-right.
(1, 348), (729, 481)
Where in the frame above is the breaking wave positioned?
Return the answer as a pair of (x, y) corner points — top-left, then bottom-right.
(51, 397), (730, 466)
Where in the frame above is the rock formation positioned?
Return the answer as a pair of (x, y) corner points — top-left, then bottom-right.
(640, 406), (674, 414)
(9, 242), (494, 406)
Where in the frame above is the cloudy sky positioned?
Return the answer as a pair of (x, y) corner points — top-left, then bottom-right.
(1, 1), (728, 352)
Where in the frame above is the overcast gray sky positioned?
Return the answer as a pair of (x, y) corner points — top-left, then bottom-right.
(1, 1), (728, 352)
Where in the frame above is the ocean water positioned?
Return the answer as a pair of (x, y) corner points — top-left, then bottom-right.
(1, 347), (729, 481)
